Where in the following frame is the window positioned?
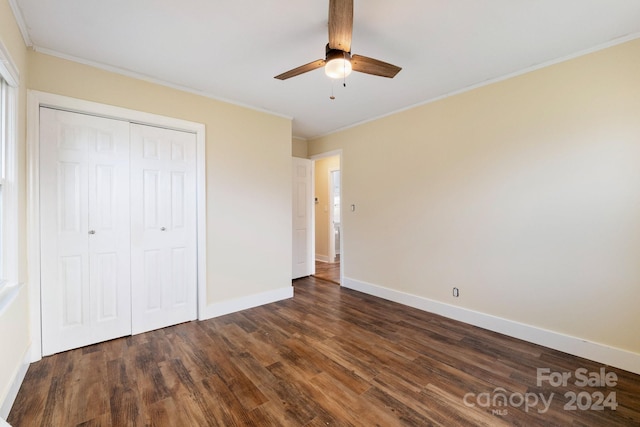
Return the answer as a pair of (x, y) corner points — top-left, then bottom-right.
(0, 40), (19, 290)
(0, 76), (6, 281)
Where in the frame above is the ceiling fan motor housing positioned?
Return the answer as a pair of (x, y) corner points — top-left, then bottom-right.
(325, 43), (351, 62)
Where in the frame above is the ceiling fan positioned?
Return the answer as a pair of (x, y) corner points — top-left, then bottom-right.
(274, 0), (402, 81)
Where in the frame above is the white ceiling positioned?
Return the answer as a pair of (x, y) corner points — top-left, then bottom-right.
(13, 0), (640, 139)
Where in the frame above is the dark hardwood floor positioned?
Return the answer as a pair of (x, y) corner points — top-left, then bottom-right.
(9, 277), (640, 426)
(313, 258), (340, 284)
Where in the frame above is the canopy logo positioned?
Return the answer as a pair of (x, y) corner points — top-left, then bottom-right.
(463, 367), (618, 417)
(463, 388), (554, 415)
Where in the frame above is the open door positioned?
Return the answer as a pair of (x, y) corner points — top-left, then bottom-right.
(292, 157), (313, 279)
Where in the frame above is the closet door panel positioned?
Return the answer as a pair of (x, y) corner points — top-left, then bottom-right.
(130, 124), (197, 334)
(88, 121), (132, 331)
(40, 107), (131, 356)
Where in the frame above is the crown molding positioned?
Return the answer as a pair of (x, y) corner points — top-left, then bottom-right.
(7, 0), (33, 47)
(310, 32), (640, 141)
(32, 46), (294, 122)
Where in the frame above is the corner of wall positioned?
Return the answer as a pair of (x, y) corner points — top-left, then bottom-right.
(201, 286), (294, 320)
(0, 344), (30, 420)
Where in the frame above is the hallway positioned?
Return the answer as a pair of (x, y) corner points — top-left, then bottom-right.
(313, 258), (340, 284)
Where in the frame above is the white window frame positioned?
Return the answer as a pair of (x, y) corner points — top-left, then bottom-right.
(0, 40), (20, 293)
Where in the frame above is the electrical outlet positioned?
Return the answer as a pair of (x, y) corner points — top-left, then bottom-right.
(453, 287), (459, 297)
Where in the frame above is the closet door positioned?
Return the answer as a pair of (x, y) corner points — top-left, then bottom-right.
(40, 108), (131, 355)
(130, 124), (198, 334)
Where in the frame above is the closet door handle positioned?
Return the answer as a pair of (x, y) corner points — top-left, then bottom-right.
(160, 227), (167, 231)
(88, 230), (96, 235)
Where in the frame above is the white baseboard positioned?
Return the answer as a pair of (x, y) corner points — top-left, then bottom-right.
(0, 345), (30, 420)
(200, 286), (294, 320)
(315, 255), (330, 263)
(342, 277), (640, 375)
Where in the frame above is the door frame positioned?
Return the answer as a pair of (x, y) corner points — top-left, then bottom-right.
(309, 150), (343, 284)
(27, 90), (207, 361)
(328, 168), (340, 263)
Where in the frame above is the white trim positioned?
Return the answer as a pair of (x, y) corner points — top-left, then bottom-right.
(0, 283), (20, 317)
(309, 150), (342, 161)
(26, 97), (41, 360)
(328, 167), (340, 262)
(196, 121), (207, 321)
(27, 90), (207, 361)
(201, 287), (294, 319)
(32, 47), (292, 121)
(309, 33), (640, 141)
(0, 43), (19, 293)
(311, 160), (316, 276)
(0, 344), (30, 419)
(6, 0), (33, 48)
(342, 276), (640, 376)
(0, 41), (19, 87)
(315, 254), (330, 263)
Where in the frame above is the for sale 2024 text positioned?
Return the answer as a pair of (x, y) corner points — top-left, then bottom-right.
(537, 367), (618, 411)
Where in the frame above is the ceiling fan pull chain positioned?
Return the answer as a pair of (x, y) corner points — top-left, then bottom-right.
(343, 51), (348, 87)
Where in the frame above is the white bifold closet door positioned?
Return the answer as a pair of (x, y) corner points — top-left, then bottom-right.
(40, 108), (198, 356)
(129, 123), (197, 335)
(40, 108), (132, 355)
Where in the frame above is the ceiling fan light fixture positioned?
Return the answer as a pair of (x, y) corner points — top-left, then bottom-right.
(325, 50), (352, 79)
(274, 1), (401, 81)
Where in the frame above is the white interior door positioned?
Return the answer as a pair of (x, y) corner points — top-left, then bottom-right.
(292, 157), (313, 279)
(40, 108), (131, 355)
(130, 124), (198, 334)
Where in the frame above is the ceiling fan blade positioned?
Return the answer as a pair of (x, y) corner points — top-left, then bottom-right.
(351, 55), (402, 78)
(274, 59), (326, 80)
(328, 0), (353, 52)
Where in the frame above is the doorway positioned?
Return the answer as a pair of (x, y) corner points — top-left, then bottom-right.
(329, 169), (341, 263)
(311, 153), (341, 284)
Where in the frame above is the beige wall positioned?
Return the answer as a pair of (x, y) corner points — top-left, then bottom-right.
(1, 10), (292, 401)
(28, 51), (293, 304)
(292, 137), (308, 158)
(0, 0), (292, 404)
(314, 156), (340, 261)
(2, 0), (293, 407)
(309, 39), (640, 354)
(0, 0), (29, 410)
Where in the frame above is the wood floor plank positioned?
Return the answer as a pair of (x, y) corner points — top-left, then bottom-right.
(313, 259), (340, 284)
(309, 372), (398, 427)
(169, 358), (221, 426)
(420, 383), (512, 427)
(284, 336), (371, 395)
(362, 385), (441, 426)
(265, 359), (356, 427)
(8, 276), (640, 426)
